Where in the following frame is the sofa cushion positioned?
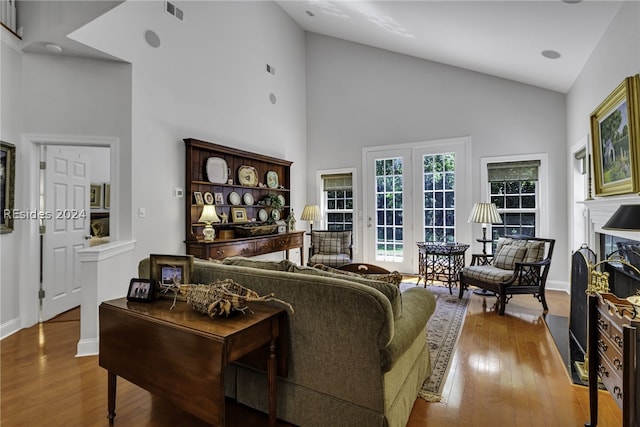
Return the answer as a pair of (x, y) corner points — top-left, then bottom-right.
(462, 265), (515, 285)
(493, 245), (526, 270)
(221, 256), (295, 271)
(308, 253), (352, 268)
(288, 264), (402, 319)
(319, 238), (342, 255)
(314, 264), (403, 287)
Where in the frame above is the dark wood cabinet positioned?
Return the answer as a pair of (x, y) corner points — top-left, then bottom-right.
(184, 138), (303, 262)
(586, 292), (640, 427)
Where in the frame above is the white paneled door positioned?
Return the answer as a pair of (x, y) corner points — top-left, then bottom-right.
(41, 147), (91, 321)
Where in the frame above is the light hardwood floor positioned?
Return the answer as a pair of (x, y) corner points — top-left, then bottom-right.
(1, 288), (622, 426)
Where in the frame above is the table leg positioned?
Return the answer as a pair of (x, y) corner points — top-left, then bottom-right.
(268, 338), (277, 427)
(107, 371), (117, 424)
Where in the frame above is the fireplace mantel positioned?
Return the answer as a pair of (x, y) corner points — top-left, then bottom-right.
(581, 196), (640, 246)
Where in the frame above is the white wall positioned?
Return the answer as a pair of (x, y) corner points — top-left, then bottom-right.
(1, 27), (24, 330)
(70, 0), (307, 264)
(566, 1), (640, 251)
(305, 33), (569, 289)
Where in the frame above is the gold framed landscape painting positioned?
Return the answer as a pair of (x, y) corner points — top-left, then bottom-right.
(590, 74), (640, 196)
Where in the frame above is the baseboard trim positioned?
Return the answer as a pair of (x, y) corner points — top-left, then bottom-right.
(76, 338), (98, 357)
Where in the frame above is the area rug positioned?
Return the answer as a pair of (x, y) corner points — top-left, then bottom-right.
(402, 283), (469, 403)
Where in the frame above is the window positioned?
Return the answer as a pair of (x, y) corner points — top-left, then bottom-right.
(422, 153), (456, 243)
(323, 173), (353, 231)
(488, 160), (540, 240)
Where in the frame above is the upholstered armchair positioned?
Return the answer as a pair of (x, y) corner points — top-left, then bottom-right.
(459, 235), (555, 315)
(307, 230), (353, 268)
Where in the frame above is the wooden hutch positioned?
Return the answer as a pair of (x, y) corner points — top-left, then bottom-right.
(184, 138), (303, 262)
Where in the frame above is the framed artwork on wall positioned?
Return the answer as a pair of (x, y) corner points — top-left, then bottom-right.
(90, 184), (102, 208)
(1, 141), (16, 234)
(590, 74), (640, 196)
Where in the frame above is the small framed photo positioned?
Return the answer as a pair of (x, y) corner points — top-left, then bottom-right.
(126, 278), (155, 302)
(90, 184), (102, 209)
(214, 192), (224, 205)
(203, 191), (214, 205)
(231, 207), (248, 223)
(193, 191), (204, 205)
(150, 254), (194, 299)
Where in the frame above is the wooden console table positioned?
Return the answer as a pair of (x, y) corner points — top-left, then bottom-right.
(186, 231), (304, 264)
(99, 298), (286, 426)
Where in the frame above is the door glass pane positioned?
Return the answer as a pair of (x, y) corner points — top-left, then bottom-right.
(375, 157), (403, 261)
(422, 153), (456, 243)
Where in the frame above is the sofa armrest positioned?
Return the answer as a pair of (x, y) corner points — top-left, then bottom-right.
(380, 287), (436, 372)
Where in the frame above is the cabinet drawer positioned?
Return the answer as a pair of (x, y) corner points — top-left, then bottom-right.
(209, 242), (255, 259)
(597, 350), (624, 408)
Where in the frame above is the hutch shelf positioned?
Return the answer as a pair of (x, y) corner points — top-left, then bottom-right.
(184, 138), (303, 262)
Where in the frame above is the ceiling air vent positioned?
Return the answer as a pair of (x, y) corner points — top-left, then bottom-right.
(165, 1), (184, 22)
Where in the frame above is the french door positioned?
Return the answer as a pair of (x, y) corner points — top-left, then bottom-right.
(364, 138), (471, 274)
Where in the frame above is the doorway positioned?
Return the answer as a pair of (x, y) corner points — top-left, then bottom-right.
(21, 135), (117, 326)
(363, 137), (471, 274)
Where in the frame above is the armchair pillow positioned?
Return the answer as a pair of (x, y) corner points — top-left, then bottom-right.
(493, 245), (526, 270)
(319, 238), (342, 255)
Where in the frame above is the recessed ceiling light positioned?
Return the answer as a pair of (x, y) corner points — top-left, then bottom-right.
(562, 0), (582, 4)
(542, 50), (561, 59)
(45, 43), (62, 54)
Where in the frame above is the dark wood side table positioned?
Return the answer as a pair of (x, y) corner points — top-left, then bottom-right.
(416, 242), (470, 294)
(99, 297), (286, 426)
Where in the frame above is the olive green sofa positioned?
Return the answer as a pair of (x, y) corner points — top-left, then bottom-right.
(139, 256), (435, 427)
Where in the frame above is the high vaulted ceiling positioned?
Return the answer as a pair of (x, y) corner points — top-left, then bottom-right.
(276, 0), (624, 93)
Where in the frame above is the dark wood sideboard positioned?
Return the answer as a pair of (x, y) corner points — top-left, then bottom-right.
(184, 138), (303, 262)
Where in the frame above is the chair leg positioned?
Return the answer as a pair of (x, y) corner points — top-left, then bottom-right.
(498, 292), (507, 315)
(539, 292), (549, 313)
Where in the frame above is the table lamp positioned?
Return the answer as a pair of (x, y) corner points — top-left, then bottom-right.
(468, 202), (503, 255)
(198, 204), (221, 242)
(300, 204), (321, 233)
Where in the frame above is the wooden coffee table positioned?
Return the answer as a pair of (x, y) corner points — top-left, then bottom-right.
(99, 297), (286, 426)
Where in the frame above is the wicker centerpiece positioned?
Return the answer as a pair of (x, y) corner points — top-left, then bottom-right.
(234, 223), (278, 237)
(182, 279), (294, 318)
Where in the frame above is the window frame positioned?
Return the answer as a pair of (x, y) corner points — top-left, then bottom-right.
(316, 167), (357, 251)
(480, 153), (549, 241)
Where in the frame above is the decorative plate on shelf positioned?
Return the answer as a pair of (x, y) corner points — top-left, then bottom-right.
(203, 192), (214, 205)
(243, 192), (254, 206)
(277, 194), (286, 207)
(205, 157), (228, 184)
(258, 208), (269, 222)
(271, 209), (281, 221)
(238, 165), (258, 187)
(228, 191), (241, 206)
(266, 171), (279, 189)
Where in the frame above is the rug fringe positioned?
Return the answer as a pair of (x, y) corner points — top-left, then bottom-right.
(417, 390), (441, 402)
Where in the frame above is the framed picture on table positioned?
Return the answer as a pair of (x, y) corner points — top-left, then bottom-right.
(149, 254), (194, 299)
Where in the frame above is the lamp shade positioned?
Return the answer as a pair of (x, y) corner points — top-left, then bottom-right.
(300, 204), (321, 222)
(468, 202), (503, 225)
(602, 204), (640, 231)
(198, 204), (220, 224)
